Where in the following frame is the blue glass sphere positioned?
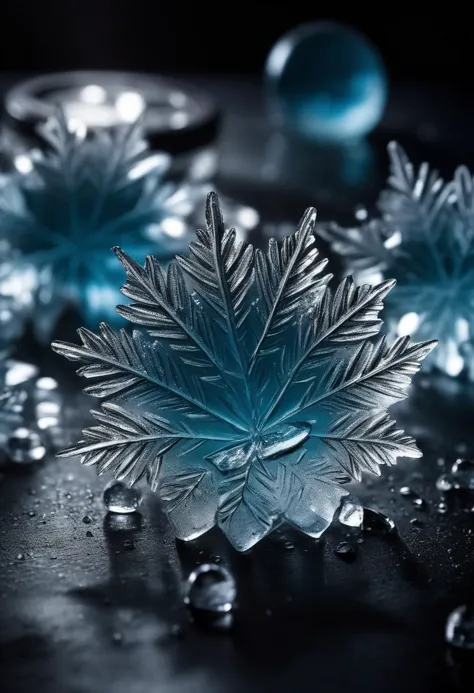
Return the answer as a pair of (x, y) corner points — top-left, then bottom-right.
(265, 22), (388, 142)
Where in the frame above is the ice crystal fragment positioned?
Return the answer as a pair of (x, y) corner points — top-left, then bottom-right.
(53, 193), (434, 551)
(0, 111), (195, 338)
(337, 495), (364, 528)
(318, 142), (474, 379)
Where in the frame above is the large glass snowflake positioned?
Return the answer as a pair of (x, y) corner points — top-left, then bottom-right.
(52, 193), (434, 551)
(319, 142), (474, 379)
(0, 111), (195, 340)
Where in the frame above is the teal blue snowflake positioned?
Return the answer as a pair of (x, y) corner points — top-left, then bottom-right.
(319, 142), (474, 379)
(0, 111), (194, 339)
(52, 193), (434, 551)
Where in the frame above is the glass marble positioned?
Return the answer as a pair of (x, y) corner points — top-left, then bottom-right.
(53, 193), (433, 551)
(265, 21), (387, 141)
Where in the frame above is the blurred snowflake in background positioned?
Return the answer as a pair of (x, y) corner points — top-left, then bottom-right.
(319, 142), (474, 380)
(0, 111), (198, 340)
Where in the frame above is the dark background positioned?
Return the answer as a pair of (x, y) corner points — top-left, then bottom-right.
(0, 1), (472, 81)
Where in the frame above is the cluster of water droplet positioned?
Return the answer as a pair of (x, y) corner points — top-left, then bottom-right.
(1, 362), (62, 466)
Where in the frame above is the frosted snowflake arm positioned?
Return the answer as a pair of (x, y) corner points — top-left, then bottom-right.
(250, 207), (331, 371)
(317, 219), (395, 272)
(271, 335), (436, 427)
(52, 323), (248, 433)
(56, 402), (237, 487)
(378, 141), (453, 231)
(176, 192), (255, 379)
(258, 277), (397, 429)
(311, 411), (421, 482)
(114, 249), (232, 374)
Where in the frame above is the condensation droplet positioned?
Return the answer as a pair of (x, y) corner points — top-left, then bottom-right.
(7, 428), (46, 463)
(451, 459), (474, 491)
(354, 204), (368, 221)
(184, 564), (236, 631)
(436, 474), (454, 492)
(35, 377), (58, 392)
(333, 541), (356, 560)
(446, 605), (474, 650)
(103, 480), (142, 514)
(362, 508), (396, 534)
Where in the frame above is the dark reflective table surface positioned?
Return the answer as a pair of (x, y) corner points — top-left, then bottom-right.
(1, 75), (474, 693)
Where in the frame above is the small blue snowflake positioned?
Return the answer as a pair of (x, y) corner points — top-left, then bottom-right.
(0, 111), (195, 339)
(53, 193), (433, 551)
(319, 142), (474, 379)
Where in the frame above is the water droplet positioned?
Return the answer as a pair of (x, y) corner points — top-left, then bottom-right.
(169, 623), (184, 639)
(410, 517), (423, 527)
(436, 474), (454, 492)
(354, 204), (368, 221)
(7, 428), (46, 463)
(36, 400), (60, 430)
(184, 564), (236, 613)
(82, 515), (92, 524)
(35, 377), (58, 391)
(451, 459), (474, 491)
(284, 541), (294, 551)
(86, 530), (93, 537)
(184, 564), (236, 630)
(16, 553), (25, 560)
(446, 605), (474, 650)
(338, 495), (363, 528)
(399, 486), (413, 497)
(413, 497), (426, 510)
(362, 508), (396, 534)
(333, 541), (356, 560)
(437, 502), (448, 514)
(103, 480), (142, 514)
(112, 632), (123, 644)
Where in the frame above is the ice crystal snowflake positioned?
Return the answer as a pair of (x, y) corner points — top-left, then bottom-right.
(319, 142), (474, 379)
(52, 193), (434, 551)
(0, 111), (194, 339)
